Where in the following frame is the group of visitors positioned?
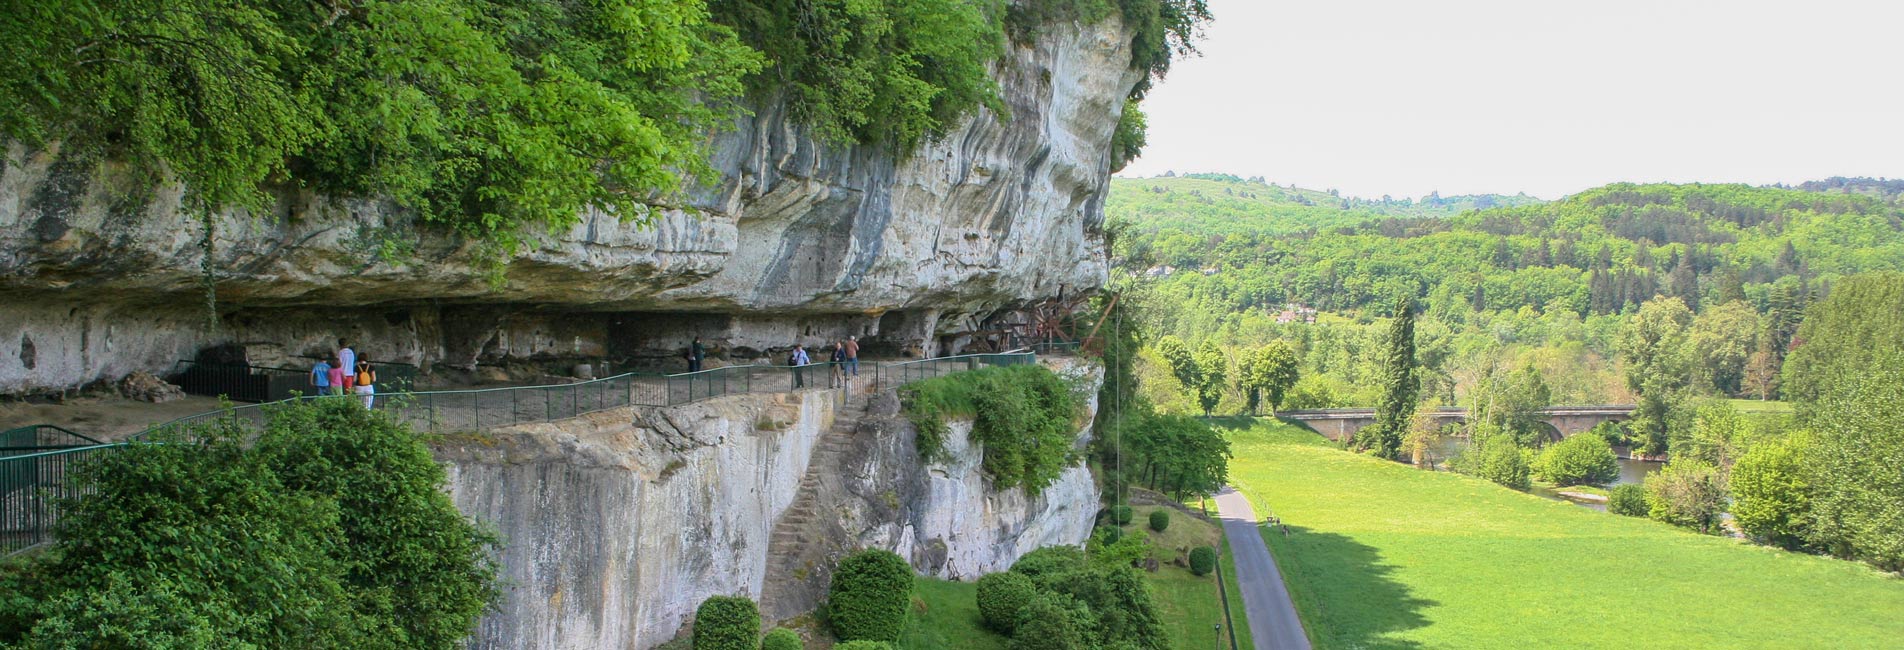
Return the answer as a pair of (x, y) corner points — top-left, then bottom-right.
(728, 335), (858, 390)
(309, 338), (378, 408)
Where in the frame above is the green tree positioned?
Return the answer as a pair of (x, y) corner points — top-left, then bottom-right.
(1155, 335), (1200, 393)
(1730, 432), (1815, 550)
(1619, 297), (1696, 454)
(1687, 300), (1760, 396)
(1534, 435), (1619, 487)
(1192, 339), (1229, 416)
(1470, 362), (1553, 447)
(1240, 341), (1301, 414)
(4, 399), (498, 648)
(827, 550), (912, 643)
(1644, 460), (1728, 534)
(1126, 413), (1230, 499)
(693, 596), (760, 650)
(1674, 399), (1749, 468)
(1781, 272), (1904, 419)
(1806, 361), (1904, 571)
(1360, 296), (1419, 459)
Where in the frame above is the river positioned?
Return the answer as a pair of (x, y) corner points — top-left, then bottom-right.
(1422, 437), (1663, 510)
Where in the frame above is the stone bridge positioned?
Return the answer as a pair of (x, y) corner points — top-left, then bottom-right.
(1278, 406), (1635, 442)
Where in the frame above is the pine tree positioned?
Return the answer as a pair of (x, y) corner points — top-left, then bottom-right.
(1360, 295), (1419, 459)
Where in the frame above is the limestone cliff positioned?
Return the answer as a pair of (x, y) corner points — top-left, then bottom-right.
(438, 360), (1102, 649)
(0, 18), (1139, 395)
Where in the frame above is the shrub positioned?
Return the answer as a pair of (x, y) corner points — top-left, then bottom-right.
(900, 365), (1081, 494)
(1035, 566), (1169, 650)
(1188, 546), (1218, 576)
(1010, 546), (1086, 585)
(1469, 437), (1532, 490)
(835, 642), (893, 650)
(1009, 593), (1094, 650)
(1093, 524), (1123, 546)
(1645, 460), (1728, 534)
(1535, 435), (1620, 487)
(6, 399), (499, 648)
(1110, 505), (1134, 525)
(1731, 433), (1815, 549)
(1089, 529), (1150, 569)
(760, 627), (802, 650)
(1148, 510), (1170, 532)
(1608, 484), (1648, 517)
(975, 572), (1037, 634)
(827, 550), (912, 643)
(693, 596), (760, 650)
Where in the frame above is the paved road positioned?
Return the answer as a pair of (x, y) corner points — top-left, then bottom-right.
(1215, 485), (1312, 650)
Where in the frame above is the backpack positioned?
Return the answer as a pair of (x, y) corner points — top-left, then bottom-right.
(786, 351), (800, 366)
(356, 367), (375, 386)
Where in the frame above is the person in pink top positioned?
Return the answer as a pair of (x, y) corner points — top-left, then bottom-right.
(327, 361), (347, 397)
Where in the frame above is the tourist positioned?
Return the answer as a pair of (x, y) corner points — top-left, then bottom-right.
(327, 358), (347, 398)
(688, 336), (706, 372)
(788, 344), (810, 388)
(354, 357), (378, 409)
(336, 339), (357, 392)
(830, 340), (848, 388)
(845, 335), (860, 376)
(311, 358), (333, 396)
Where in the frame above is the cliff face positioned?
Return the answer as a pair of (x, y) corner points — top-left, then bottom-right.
(437, 360), (1101, 649)
(0, 18), (1139, 395)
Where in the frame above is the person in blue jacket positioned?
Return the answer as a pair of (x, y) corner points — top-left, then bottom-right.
(311, 358), (333, 396)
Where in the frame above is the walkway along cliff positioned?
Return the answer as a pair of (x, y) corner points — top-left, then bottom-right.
(435, 357), (1103, 649)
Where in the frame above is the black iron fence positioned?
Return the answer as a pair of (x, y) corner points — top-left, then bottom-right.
(168, 360), (420, 403)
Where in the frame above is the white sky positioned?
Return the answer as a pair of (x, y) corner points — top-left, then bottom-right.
(1118, 0), (1904, 200)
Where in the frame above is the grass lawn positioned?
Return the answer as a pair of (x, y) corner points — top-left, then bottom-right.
(1224, 418), (1904, 649)
(1725, 398), (1794, 414)
(1128, 505), (1252, 650)
(903, 577), (1007, 650)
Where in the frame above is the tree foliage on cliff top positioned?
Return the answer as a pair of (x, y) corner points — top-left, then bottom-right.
(1, 0), (1209, 256)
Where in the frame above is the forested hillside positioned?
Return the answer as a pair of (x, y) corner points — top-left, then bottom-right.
(1109, 175), (1904, 421)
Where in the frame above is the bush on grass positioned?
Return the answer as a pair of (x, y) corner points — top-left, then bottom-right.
(1188, 546), (1218, 576)
(1110, 505), (1134, 525)
(975, 572), (1037, 634)
(692, 596), (759, 650)
(759, 628), (802, 650)
(1148, 510), (1170, 532)
(827, 550), (911, 642)
(1608, 484), (1648, 517)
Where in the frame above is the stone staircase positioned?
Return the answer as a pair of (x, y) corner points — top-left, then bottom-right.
(761, 389), (870, 614)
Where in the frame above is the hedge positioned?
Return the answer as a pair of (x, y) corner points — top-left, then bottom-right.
(827, 550), (912, 642)
(1188, 546), (1217, 577)
(693, 596), (759, 650)
(1148, 510), (1170, 532)
(759, 628), (802, 650)
(1110, 505), (1134, 525)
(975, 571), (1037, 633)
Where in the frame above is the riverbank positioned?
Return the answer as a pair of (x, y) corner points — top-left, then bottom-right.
(1223, 418), (1904, 649)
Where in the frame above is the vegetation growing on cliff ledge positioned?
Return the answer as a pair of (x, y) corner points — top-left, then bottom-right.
(900, 365), (1082, 495)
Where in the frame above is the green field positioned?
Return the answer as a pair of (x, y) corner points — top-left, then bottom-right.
(904, 577), (1007, 650)
(1226, 418), (1904, 649)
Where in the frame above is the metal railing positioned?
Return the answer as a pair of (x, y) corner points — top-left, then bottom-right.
(0, 425), (104, 456)
(1, 352), (1041, 555)
(168, 360), (422, 403)
(1, 444), (123, 555)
